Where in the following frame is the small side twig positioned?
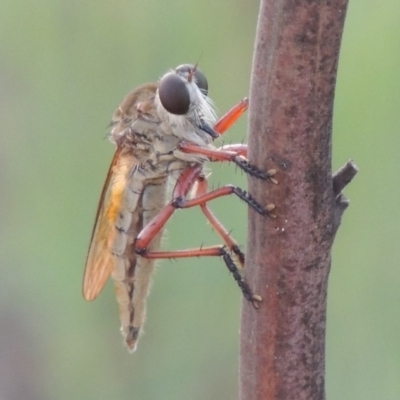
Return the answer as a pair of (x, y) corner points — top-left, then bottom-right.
(333, 160), (359, 196)
(332, 160), (358, 234)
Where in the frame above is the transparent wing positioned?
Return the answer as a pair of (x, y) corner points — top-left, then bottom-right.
(82, 147), (123, 301)
(83, 85), (157, 302)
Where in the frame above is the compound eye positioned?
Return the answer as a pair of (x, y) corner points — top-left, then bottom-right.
(159, 73), (190, 115)
(175, 64), (208, 96)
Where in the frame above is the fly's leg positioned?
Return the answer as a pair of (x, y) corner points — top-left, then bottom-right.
(134, 165), (269, 307)
(173, 184), (275, 217)
(193, 173), (245, 267)
(218, 143), (247, 156)
(137, 245), (261, 308)
(133, 166), (203, 250)
(134, 94), (277, 307)
(178, 142), (277, 182)
(181, 96), (278, 182)
(135, 164), (251, 250)
(213, 98), (248, 135)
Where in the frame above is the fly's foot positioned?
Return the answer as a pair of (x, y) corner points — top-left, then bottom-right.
(266, 169), (278, 185)
(233, 156), (268, 180)
(232, 187), (277, 218)
(232, 156), (279, 185)
(221, 247), (261, 306)
(251, 294), (263, 309)
(232, 187), (266, 216)
(266, 203), (277, 219)
(241, 286), (262, 309)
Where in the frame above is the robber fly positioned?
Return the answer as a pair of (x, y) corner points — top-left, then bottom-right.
(83, 64), (276, 352)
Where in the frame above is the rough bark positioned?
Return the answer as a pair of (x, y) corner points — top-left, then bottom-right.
(240, 1), (356, 399)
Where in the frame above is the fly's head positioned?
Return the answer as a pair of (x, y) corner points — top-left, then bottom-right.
(155, 64), (218, 146)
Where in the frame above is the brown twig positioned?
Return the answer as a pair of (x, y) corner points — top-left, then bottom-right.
(240, 1), (353, 400)
(333, 159), (358, 197)
(332, 160), (358, 233)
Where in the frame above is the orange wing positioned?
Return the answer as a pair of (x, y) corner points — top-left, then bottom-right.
(83, 84), (157, 301)
(83, 147), (123, 301)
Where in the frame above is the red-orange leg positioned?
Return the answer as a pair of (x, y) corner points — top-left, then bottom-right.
(173, 185), (268, 215)
(140, 244), (260, 306)
(218, 143), (247, 157)
(135, 165), (269, 250)
(213, 98), (248, 135)
(132, 98), (273, 306)
(181, 97), (278, 181)
(133, 165), (264, 306)
(178, 142), (274, 180)
(134, 166), (202, 250)
(194, 174), (245, 268)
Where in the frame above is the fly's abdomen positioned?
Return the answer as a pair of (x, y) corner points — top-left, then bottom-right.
(112, 177), (167, 352)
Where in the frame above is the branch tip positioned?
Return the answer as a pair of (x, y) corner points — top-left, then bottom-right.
(333, 159), (358, 196)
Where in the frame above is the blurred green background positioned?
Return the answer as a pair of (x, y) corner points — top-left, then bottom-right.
(0, 0), (399, 399)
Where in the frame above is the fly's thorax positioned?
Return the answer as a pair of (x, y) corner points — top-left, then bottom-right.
(110, 84), (159, 145)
